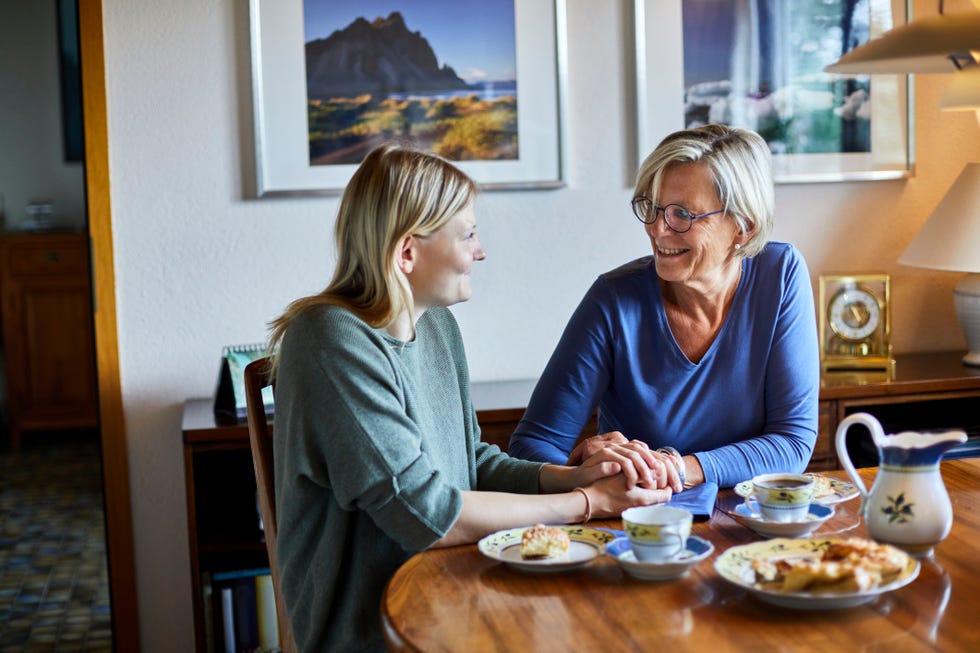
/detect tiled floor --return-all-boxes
[0,433,112,652]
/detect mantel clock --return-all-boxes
[818,274,894,372]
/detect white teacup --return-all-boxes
[744,473,815,523]
[621,505,692,562]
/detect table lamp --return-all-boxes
[898,163,980,366]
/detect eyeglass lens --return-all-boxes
[631,198,695,232]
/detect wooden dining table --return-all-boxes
[381,459,980,652]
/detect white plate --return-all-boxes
[734,473,859,506]
[714,538,919,609]
[477,526,616,572]
[729,502,835,538]
[605,536,714,580]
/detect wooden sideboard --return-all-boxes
[182,350,980,650]
[0,232,99,448]
[814,350,980,469]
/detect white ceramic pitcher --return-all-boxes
[835,412,967,557]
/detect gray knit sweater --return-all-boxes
[273,304,544,652]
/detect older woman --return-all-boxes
[268,144,669,652]
[509,124,820,490]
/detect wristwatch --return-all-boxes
[657,446,686,488]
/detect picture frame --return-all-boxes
[248,0,568,197]
[633,0,913,183]
[57,0,83,163]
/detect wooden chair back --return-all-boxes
[243,356,296,653]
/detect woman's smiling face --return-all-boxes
[645,162,740,286]
[406,202,486,311]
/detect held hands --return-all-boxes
[568,432,683,493]
[567,431,629,465]
[582,473,673,519]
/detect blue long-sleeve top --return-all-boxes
[508,241,820,488]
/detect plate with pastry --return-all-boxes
[605,535,714,580]
[477,524,616,572]
[729,502,835,539]
[714,537,919,609]
[734,473,858,506]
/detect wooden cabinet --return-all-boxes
[0,232,98,448]
[814,350,980,470]
[182,352,980,649]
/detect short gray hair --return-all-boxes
[634,124,773,258]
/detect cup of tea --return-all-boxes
[621,505,692,562]
[744,473,815,522]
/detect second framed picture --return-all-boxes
[249,0,568,196]
[634,0,913,183]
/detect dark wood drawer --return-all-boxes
[4,238,88,276]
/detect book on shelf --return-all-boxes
[233,577,259,651]
[255,573,280,649]
[221,587,235,653]
[204,567,281,653]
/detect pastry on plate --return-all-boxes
[804,473,834,499]
[520,524,570,559]
[750,538,909,593]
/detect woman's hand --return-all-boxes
[567,432,682,492]
[584,473,673,519]
[566,431,629,465]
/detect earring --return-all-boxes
[734,243,742,251]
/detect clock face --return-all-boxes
[828,287,881,341]
[818,274,892,372]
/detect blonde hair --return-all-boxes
[634,124,774,258]
[267,143,476,375]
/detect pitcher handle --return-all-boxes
[834,412,884,510]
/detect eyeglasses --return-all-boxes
[630,196,725,233]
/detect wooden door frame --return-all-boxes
[79,1,140,650]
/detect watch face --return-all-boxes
[828,287,880,341]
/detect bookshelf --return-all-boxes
[183,351,980,650]
[183,400,270,652]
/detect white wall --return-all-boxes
[100,0,980,649]
[0,1,86,230]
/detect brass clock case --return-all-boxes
[819,274,894,372]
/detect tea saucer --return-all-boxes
[604,536,714,580]
[730,501,835,538]
[734,473,859,505]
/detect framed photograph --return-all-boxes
[57,0,83,163]
[634,0,913,183]
[249,0,568,197]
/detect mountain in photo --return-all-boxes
[305,11,469,99]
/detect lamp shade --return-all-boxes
[900,163,980,366]
[942,65,980,128]
[824,12,980,74]
[942,65,980,109]
[942,65,980,126]
[899,163,980,271]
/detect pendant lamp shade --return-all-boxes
[941,65,980,126]
[824,12,980,74]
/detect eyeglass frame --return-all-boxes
[630,196,725,233]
